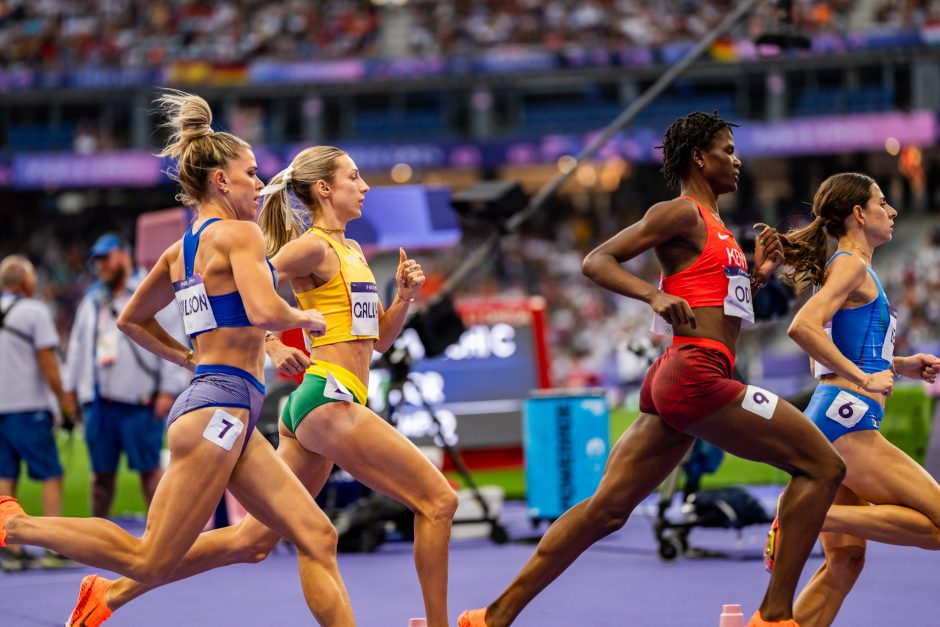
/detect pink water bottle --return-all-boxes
[408,619,427,627]
[719,604,745,627]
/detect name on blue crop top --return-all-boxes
[178,218,277,339]
[814,251,897,377]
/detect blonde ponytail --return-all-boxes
[258,146,347,256]
[258,167,304,257]
[155,89,249,207]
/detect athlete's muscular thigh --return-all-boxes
[838,432,940,524]
[684,386,838,475]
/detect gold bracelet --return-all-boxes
[182,348,195,368]
[264,332,278,342]
[398,293,416,303]
[855,374,871,391]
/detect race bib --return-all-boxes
[825,390,868,428]
[724,266,754,325]
[202,409,244,451]
[649,277,674,336]
[173,275,217,336]
[814,322,835,378]
[650,313,673,336]
[881,306,897,363]
[350,281,378,337]
[323,371,355,402]
[742,385,778,420]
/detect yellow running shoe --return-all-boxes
[0,496,25,547]
[66,574,113,627]
[763,494,782,573]
[747,610,799,626]
[457,608,489,627]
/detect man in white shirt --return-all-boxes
[63,234,191,519]
[0,254,76,569]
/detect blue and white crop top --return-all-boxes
[173,218,277,339]
[814,251,897,378]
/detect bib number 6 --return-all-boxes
[825,391,867,428]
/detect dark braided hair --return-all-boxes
[660,111,740,190]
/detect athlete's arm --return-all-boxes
[374,246,423,352]
[227,222,326,335]
[117,247,193,368]
[270,231,328,283]
[582,198,699,328]
[787,254,887,390]
[893,353,940,382]
[264,334,310,376]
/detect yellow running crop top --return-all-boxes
[294,229,380,348]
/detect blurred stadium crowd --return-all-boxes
[1,0,938,397]
[1,0,936,69]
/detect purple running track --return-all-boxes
[0,488,933,626]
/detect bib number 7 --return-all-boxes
[203,409,245,451]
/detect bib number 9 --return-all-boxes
[742,385,778,420]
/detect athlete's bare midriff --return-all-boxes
[819,373,887,407]
[668,307,742,357]
[310,338,375,385]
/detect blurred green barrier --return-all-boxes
[881,384,933,463]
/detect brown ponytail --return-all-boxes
[770,172,875,293]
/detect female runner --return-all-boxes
[773,172,940,626]
[0,91,355,626]
[458,112,846,627]
[65,145,457,627]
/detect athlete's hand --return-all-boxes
[397,247,425,302]
[649,291,696,329]
[753,225,784,282]
[265,337,311,377]
[862,369,895,396]
[301,309,328,338]
[895,354,940,382]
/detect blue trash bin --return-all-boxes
[524,390,610,521]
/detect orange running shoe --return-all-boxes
[66,574,114,627]
[747,610,799,626]
[0,496,25,547]
[457,608,489,627]
[763,494,782,573]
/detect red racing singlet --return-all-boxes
[651,195,754,335]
